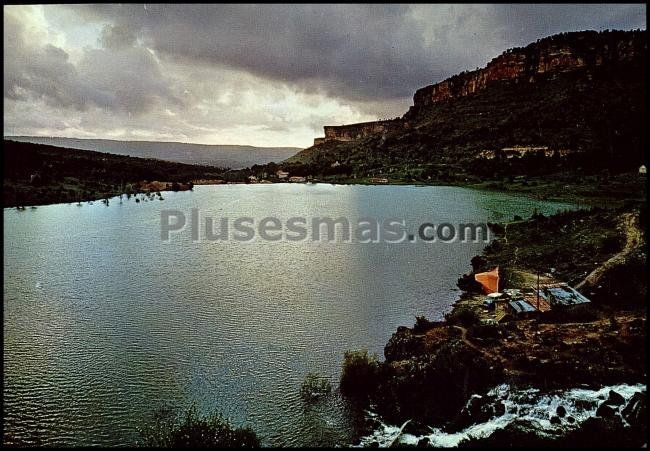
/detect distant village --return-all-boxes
[192,167,390,186]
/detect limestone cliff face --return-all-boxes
[314,30,646,146]
[410,30,646,112]
[323,119,408,142]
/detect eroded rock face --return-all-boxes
[316,30,645,146]
[375,339,503,424]
[621,391,647,427]
[410,30,646,111]
[323,119,408,143]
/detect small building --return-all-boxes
[475,267,500,294]
[369,177,389,184]
[289,176,306,183]
[507,299,538,318]
[482,298,495,310]
[537,283,591,308]
[478,150,496,160]
[331,160,341,168]
[314,137,326,146]
[502,288,522,298]
[523,292,552,312]
[639,164,647,175]
[482,292,504,311]
[192,179,225,185]
[248,175,259,183]
[276,170,289,179]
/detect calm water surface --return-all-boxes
[3,184,579,446]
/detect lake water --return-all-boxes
[3,184,579,446]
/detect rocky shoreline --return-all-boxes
[348,307,646,447]
[343,206,647,447]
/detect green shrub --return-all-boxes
[300,372,332,402]
[138,405,259,448]
[340,350,380,399]
[444,306,481,327]
[413,315,436,334]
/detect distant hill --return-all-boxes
[3,140,226,207]
[5,136,302,169]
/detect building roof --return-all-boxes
[541,285,591,306]
[509,299,538,314]
[523,294,552,312]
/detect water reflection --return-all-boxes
[3,184,579,446]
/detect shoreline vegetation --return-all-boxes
[3,139,645,210]
[3,140,224,208]
[137,405,259,448]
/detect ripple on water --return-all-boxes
[3,184,582,446]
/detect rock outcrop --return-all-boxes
[314,30,646,145]
[408,29,646,114]
[322,119,408,143]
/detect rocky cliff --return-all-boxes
[315,30,645,145]
[287,29,645,180]
[320,119,408,143]
[408,29,646,114]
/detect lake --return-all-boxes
[3,184,579,446]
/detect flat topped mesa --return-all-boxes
[311,29,645,147]
[320,119,408,143]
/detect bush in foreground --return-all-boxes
[340,349,380,400]
[300,372,332,402]
[138,405,259,448]
[413,315,436,334]
[445,306,481,328]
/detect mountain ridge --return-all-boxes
[5,136,302,169]
[284,29,646,182]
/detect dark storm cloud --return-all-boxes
[488,4,646,42]
[69,3,646,101]
[4,4,646,145]
[71,4,431,100]
[3,10,182,115]
[4,12,98,110]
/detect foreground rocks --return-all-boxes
[458,389,647,447]
[345,311,646,445]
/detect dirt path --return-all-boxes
[452,325,535,378]
[452,325,501,360]
[576,212,644,291]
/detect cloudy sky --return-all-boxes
[3,4,646,148]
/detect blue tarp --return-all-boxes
[542,286,591,306]
[509,299,537,313]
